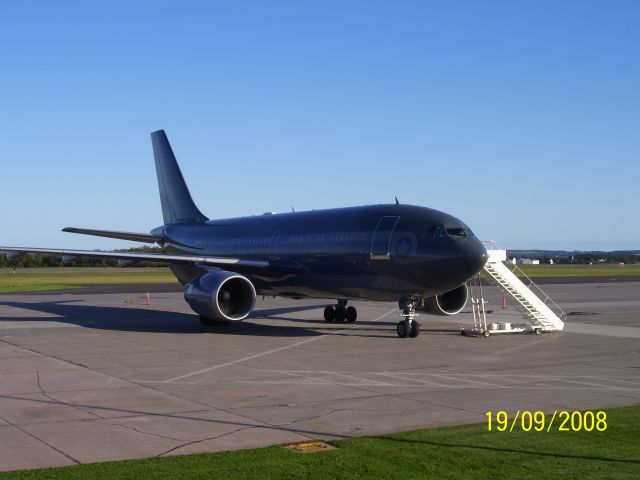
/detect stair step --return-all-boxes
[482,262,565,332]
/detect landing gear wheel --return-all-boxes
[345,306,357,322]
[460,328,467,336]
[534,328,542,335]
[323,306,335,322]
[334,307,346,322]
[482,330,490,338]
[397,320,410,338]
[409,321,420,338]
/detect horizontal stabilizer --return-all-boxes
[63,227,164,245]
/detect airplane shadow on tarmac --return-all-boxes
[0,299,327,338]
[257,304,395,326]
[0,299,459,339]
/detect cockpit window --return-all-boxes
[446,227,466,237]
[445,227,475,238]
[425,225,446,239]
[425,225,475,239]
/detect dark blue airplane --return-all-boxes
[1,131,487,338]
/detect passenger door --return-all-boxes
[370,216,400,260]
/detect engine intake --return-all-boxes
[418,284,468,316]
[184,270,256,321]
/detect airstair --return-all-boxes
[482,247,566,332]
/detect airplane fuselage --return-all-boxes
[161,204,488,302]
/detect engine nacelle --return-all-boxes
[418,284,468,316]
[184,270,256,321]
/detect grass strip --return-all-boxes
[0,268,176,293]
[516,264,640,277]
[1,405,638,479]
[1,264,639,294]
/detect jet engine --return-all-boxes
[184,270,256,321]
[418,284,468,316]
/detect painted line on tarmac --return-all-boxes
[159,308,397,384]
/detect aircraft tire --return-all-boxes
[334,306,346,322]
[346,306,357,322]
[396,320,410,338]
[324,306,335,322]
[409,321,420,338]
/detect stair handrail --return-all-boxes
[508,263,567,321]
[481,240,567,321]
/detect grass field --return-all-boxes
[1,264,639,294]
[0,268,176,293]
[1,405,637,479]
[515,264,640,277]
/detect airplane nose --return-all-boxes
[461,239,488,278]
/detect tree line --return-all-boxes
[0,247,171,268]
[507,250,640,265]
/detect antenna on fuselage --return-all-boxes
[395,196,399,205]
[292,206,295,213]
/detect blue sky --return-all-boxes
[1,0,638,251]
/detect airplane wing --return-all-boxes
[0,246,305,274]
[62,227,164,244]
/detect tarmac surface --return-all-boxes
[0,280,639,470]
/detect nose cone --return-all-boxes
[459,238,488,279]
[473,240,488,271]
[425,237,488,288]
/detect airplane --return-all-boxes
[1,130,488,338]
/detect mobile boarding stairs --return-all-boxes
[463,246,566,337]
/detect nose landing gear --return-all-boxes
[397,297,420,338]
[324,299,358,323]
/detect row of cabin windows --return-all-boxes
[192,227,474,249]
[193,232,372,249]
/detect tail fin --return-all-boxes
[151,130,208,224]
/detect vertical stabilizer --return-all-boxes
[151,130,208,224]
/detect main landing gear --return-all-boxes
[323,298,420,338]
[324,299,357,323]
[396,298,420,338]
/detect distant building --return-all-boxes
[516,258,540,265]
